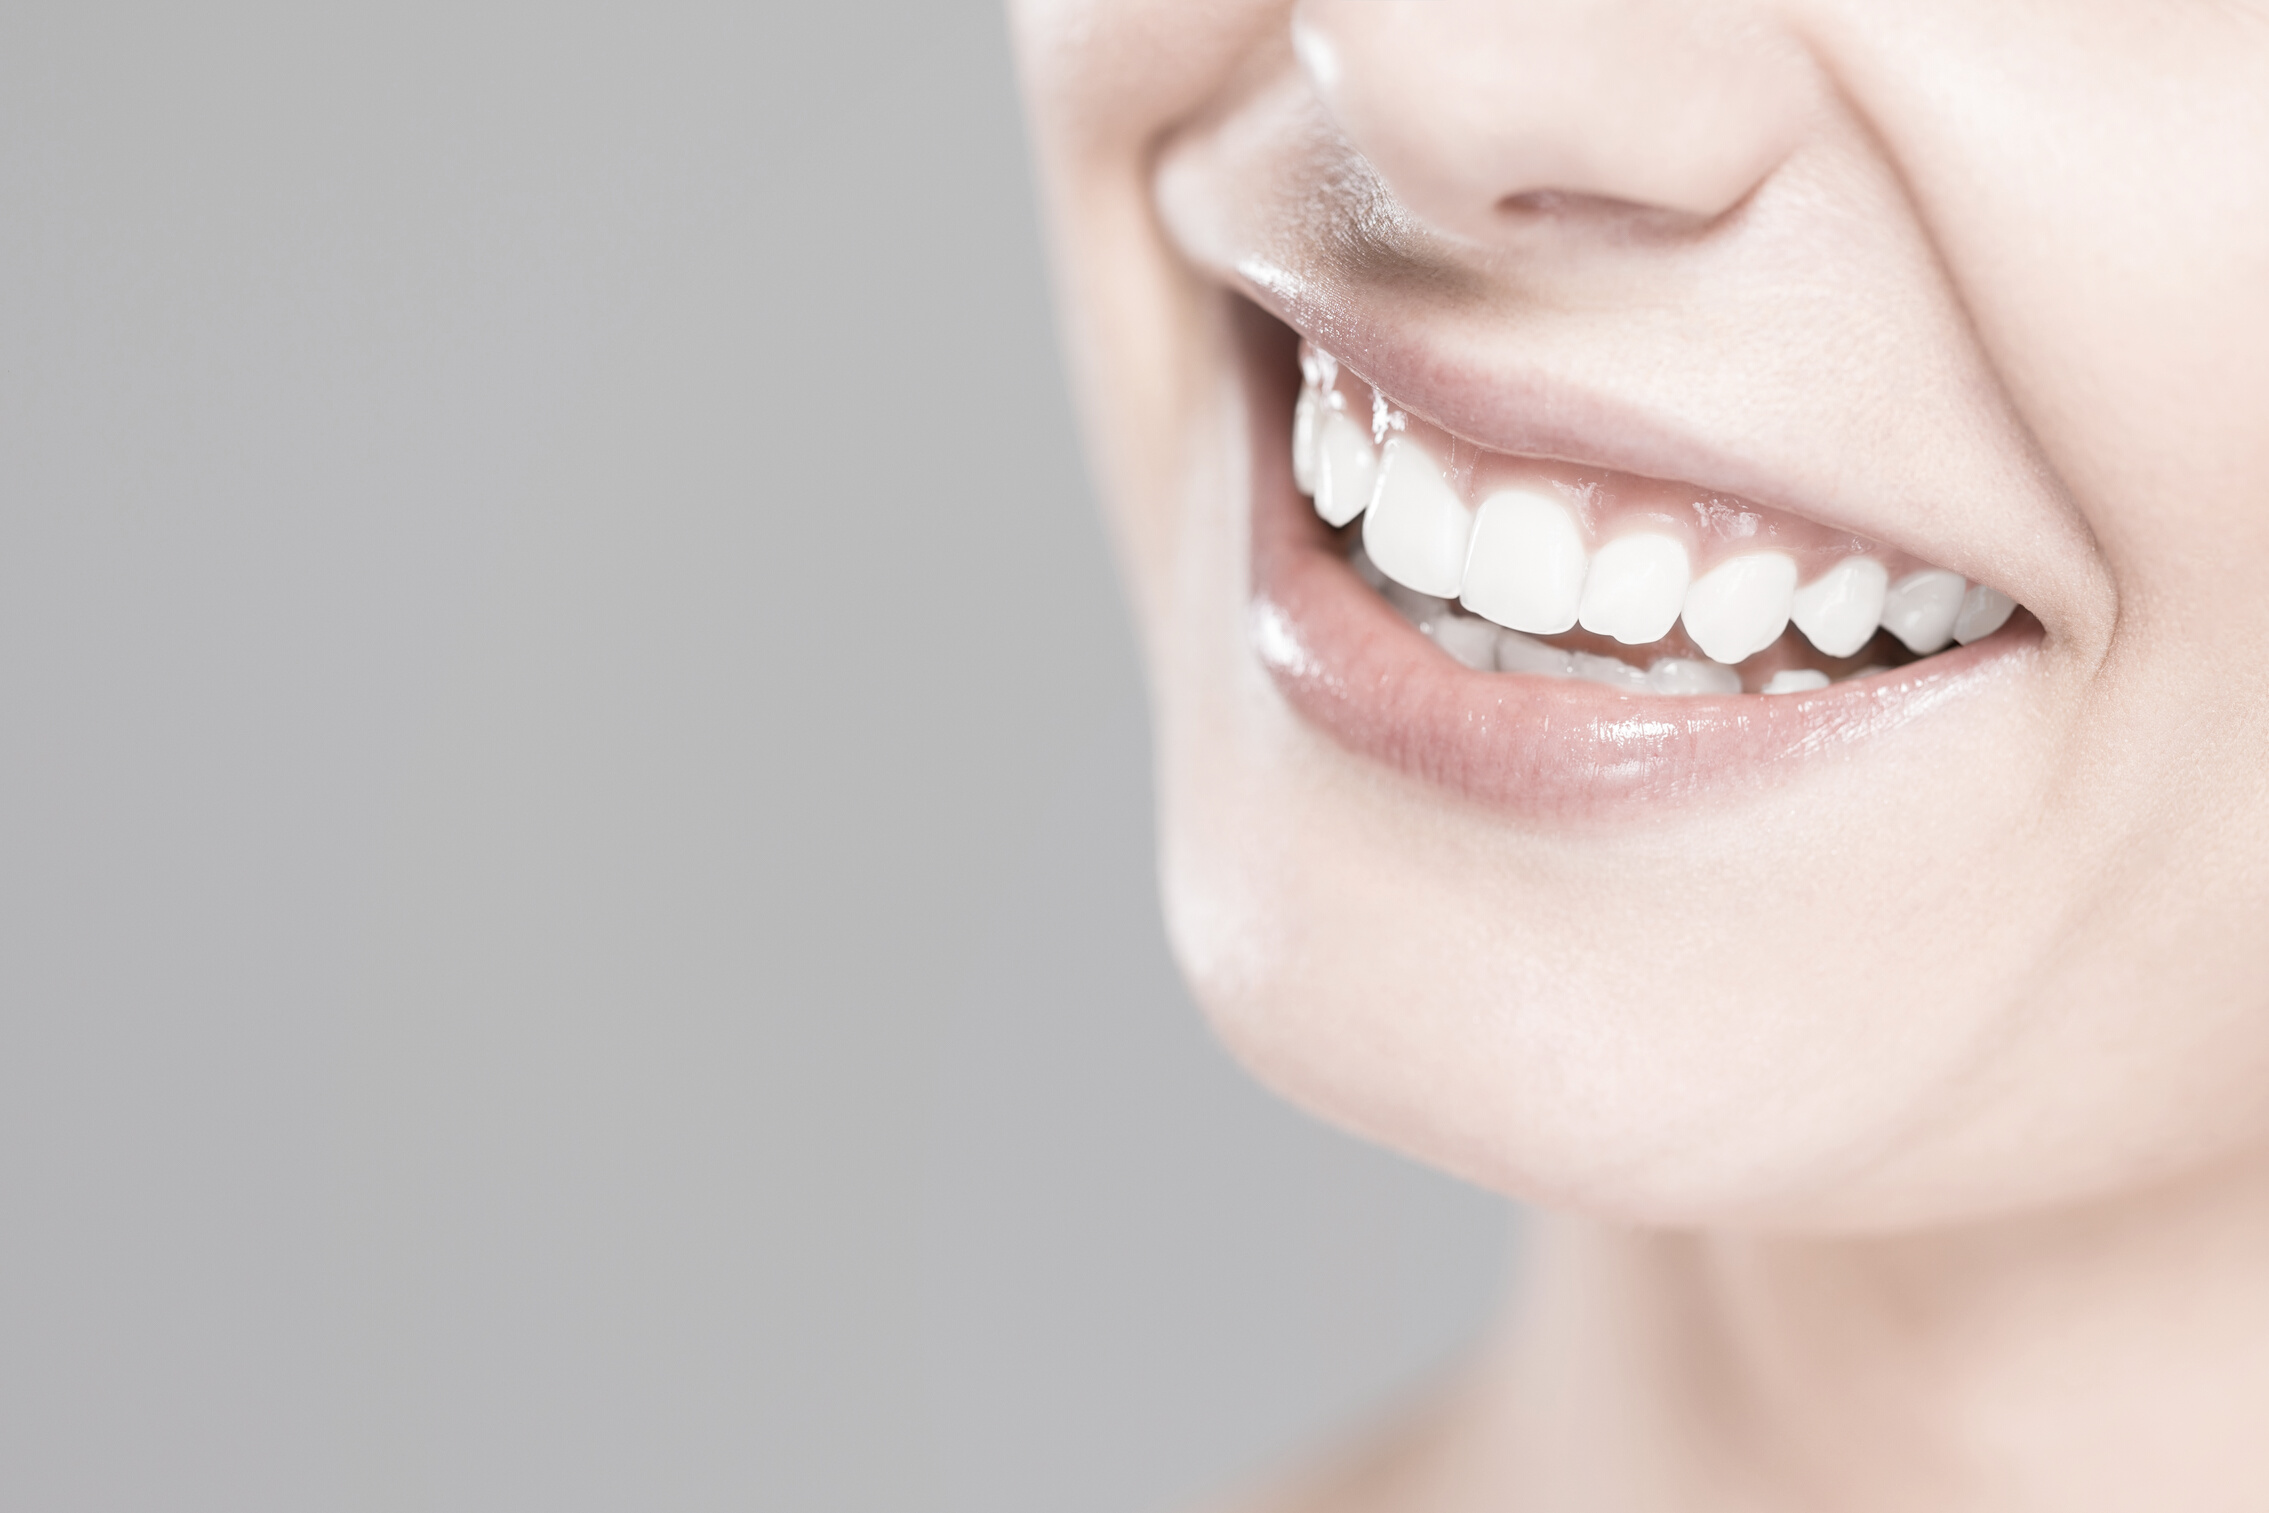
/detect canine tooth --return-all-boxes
[1762,669,1831,694]
[1459,488,1588,634]
[1881,569,1966,654]
[1496,628,1575,678]
[1790,557,1888,658]
[1647,657,1743,696]
[1952,583,2017,645]
[1427,613,1500,671]
[1578,533,1690,645]
[1313,409,1379,527]
[1569,650,1652,692]
[1679,552,1798,664]
[1363,438,1474,598]
[1292,388,1321,495]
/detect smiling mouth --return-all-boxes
[1240,303,2041,813]
[1292,338,2020,697]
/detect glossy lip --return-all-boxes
[1236,298,2042,819]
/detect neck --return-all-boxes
[1440,1158,2269,1512]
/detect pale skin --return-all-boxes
[1009,2,2269,1509]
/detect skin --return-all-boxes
[1010,2,2269,1507]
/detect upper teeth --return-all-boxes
[1291,345,2021,675]
[1577,532,1690,645]
[1790,557,1890,657]
[1461,486,1590,635]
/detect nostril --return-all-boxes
[1496,190,1578,217]
[1494,188,1707,235]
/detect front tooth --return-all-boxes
[1426,613,1499,671]
[1569,650,1651,692]
[1458,488,1588,634]
[1362,438,1474,598]
[1679,552,1798,665]
[1496,628,1575,678]
[1292,388,1321,495]
[1952,583,2017,645]
[1762,668,1831,694]
[1790,557,1889,658]
[1647,657,1743,696]
[1881,569,1966,654]
[1577,532,1690,645]
[1313,409,1379,528]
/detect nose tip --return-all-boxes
[1292,0,1821,239]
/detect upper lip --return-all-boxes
[1239,254,1924,564]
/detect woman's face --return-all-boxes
[1010,0,2269,1230]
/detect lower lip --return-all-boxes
[1235,303,2040,819]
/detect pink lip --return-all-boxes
[1241,259,1909,557]
[1236,300,2040,818]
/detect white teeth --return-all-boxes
[1362,437,1475,598]
[1313,409,1379,528]
[1952,583,2016,645]
[1881,569,1967,655]
[1311,362,2023,680]
[1577,532,1690,645]
[1495,627,1574,677]
[1494,630,1654,693]
[1647,657,1743,696]
[1790,557,1889,658]
[1569,650,1652,692]
[1425,613,1500,671]
[1679,552,1798,665]
[1458,488,1588,635]
[1291,388,1321,496]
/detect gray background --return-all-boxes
[0,4,1509,1509]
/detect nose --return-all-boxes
[1291,0,1821,239]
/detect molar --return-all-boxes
[1578,532,1690,645]
[1459,487,1588,635]
[1363,437,1474,598]
[1790,557,1889,658]
[1679,552,1798,665]
[1952,583,2017,645]
[1881,569,1966,655]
